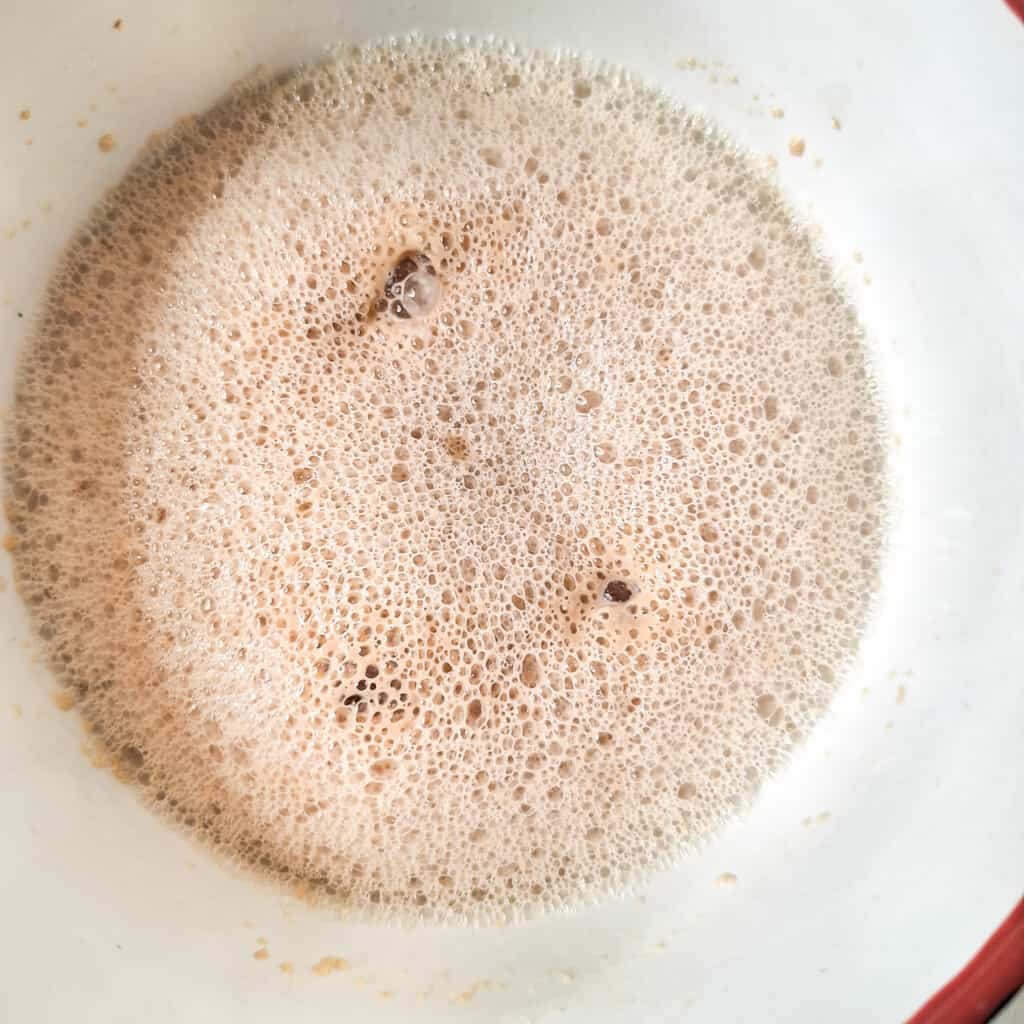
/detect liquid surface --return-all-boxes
[5,38,886,921]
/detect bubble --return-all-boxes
[520,654,541,687]
[382,251,441,320]
[603,580,633,603]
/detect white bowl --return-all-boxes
[2,2,1022,1020]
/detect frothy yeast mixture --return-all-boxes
[5,38,886,921]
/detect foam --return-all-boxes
[4,37,886,922]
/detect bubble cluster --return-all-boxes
[379,251,441,320]
[3,37,886,922]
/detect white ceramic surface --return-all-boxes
[2,2,1022,1021]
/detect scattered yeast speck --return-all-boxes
[279,961,295,974]
[11,703,23,719]
[113,18,124,30]
[788,136,806,157]
[2,533,16,552]
[769,107,785,119]
[312,956,350,976]
[52,690,76,712]
[253,948,270,961]
[831,116,842,131]
[97,133,116,153]
[896,685,907,704]
[19,108,31,121]
[451,980,501,1004]
[715,872,738,887]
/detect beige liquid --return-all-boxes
[4,38,886,922]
